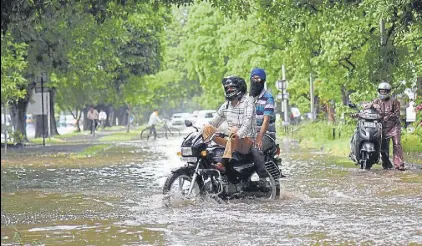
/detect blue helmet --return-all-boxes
[250,68,266,82]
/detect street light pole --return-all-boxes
[276,65,289,130]
[41,75,45,146]
[282,65,289,126]
[3,101,8,153]
[310,73,314,121]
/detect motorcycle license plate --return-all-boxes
[181,157,197,162]
[364,122,376,128]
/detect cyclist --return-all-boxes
[147,109,162,140]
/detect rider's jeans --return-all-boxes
[202,125,253,159]
[149,124,157,139]
[251,135,274,178]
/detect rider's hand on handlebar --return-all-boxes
[227,127,239,139]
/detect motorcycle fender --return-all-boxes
[274,157,282,166]
[171,166,195,175]
[361,142,376,152]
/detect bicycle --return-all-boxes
[140,120,181,140]
[91,119,97,137]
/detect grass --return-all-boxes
[76,144,112,157]
[28,131,85,144]
[55,131,82,138]
[98,131,141,142]
[284,121,422,165]
[402,132,422,152]
[29,137,66,144]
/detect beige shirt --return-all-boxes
[87,109,99,120]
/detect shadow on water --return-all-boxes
[2,136,422,245]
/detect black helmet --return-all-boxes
[221,76,247,101]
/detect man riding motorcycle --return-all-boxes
[201,76,258,174]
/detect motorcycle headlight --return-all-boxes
[181,147,193,156]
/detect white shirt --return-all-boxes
[406,101,416,122]
[291,107,301,117]
[99,111,107,120]
[148,112,162,126]
[210,95,256,139]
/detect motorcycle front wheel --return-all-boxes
[162,167,203,206]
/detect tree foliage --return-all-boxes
[1,32,28,104]
[1,0,420,135]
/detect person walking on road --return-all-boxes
[87,106,99,135]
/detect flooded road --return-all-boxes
[2,137,422,245]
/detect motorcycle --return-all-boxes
[348,103,383,170]
[162,120,282,204]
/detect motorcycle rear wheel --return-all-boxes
[244,172,279,200]
[259,173,279,199]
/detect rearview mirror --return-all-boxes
[185,120,193,127]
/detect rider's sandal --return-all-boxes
[396,166,405,171]
[215,162,226,173]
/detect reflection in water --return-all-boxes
[2,137,422,245]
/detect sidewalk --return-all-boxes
[1,127,140,156]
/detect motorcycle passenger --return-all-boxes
[249,68,279,178]
[370,82,405,170]
[202,76,256,172]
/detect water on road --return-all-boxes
[1,137,421,245]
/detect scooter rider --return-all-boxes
[370,81,405,170]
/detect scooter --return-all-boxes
[348,103,383,170]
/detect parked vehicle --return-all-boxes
[170,113,192,128]
[194,110,216,128]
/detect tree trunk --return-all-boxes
[9,97,29,142]
[126,104,131,133]
[34,115,48,138]
[68,106,82,132]
[76,109,82,132]
[341,86,354,105]
[327,102,335,123]
[49,88,59,136]
[82,108,89,131]
[34,89,59,137]
[314,96,320,119]
[107,105,115,126]
[117,106,129,126]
